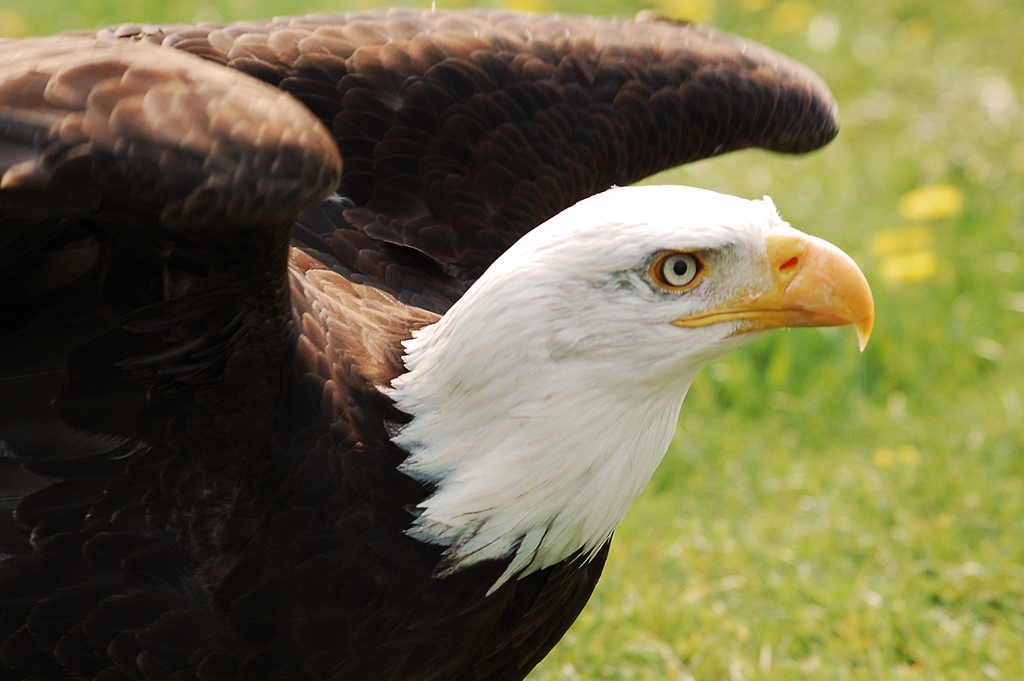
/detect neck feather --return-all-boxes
[386,305,700,592]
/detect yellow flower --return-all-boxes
[871,226,937,283]
[871,447,894,468]
[898,184,965,221]
[897,445,921,466]
[769,1,815,33]
[870,226,933,257]
[871,445,921,468]
[502,0,545,12]
[879,251,938,284]
[501,0,548,11]
[656,0,715,22]
[0,8,29,38]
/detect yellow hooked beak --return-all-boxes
[673,226,874,350]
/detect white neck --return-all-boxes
[386,274,711,592]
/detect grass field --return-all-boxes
[3,0,1021,678]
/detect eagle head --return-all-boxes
[387,185,873,591]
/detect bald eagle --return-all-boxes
[0,10,872,681]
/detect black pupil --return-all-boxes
[672,258,689,277]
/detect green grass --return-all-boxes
[3,0,1022,678]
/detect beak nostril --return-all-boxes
[779,256,800,271]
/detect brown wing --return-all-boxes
[0,35,351,680]
[98,8,839,310]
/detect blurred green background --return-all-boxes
[3,0,1021,678]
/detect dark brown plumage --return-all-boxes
[0,9,838,680]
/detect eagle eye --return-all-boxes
[650,252,702,291]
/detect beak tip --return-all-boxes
[854,314,874,352]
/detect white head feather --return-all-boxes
[387,184,790,591]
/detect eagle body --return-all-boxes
[0,10,871,681]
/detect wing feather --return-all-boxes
[97,9,839,308]
[0,35,346,680]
